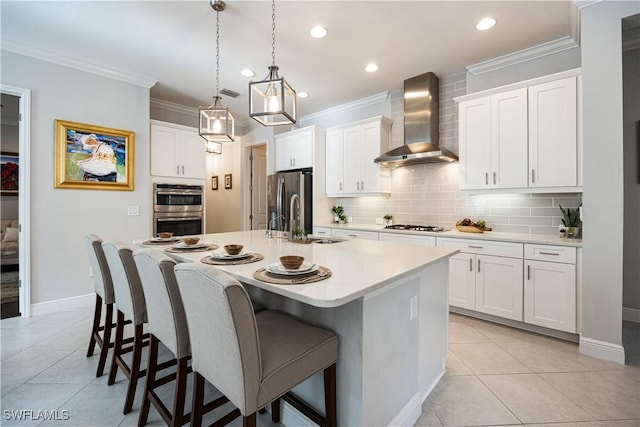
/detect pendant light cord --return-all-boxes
[271,0,276,66]
[216,9,220,96]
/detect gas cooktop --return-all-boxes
[383,224,447,232]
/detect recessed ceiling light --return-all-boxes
[365,63,379,73]
[476,17,496,31]
[310,25,328,39]
[298,92,309,98]
[240,68,255,77]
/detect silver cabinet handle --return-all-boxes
[527,265,531,280]
[356,181,360,191]
[317,231,327,235]
[181,165,184,175]
[339,182,342,191]
[493,172,496,185]
[348,234,358,238]
[531,169,536,183]
[468,245,484,249]
[469,258,473,271]
[176,165,180,175]
[485,172,489,185]
[293,158,296,166]
[539,251,559,256]
[360,180,364,191]
[477,259,481,273]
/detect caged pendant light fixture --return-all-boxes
[199,0,234,150]
[248,0,296,126]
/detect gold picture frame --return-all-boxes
[54,119,134,190]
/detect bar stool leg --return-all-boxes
[138,334,158,426]
[96,303,113,377]
[86,294,102,357]
[191,372,205,427]
[271,399,280,423]
[123,323,144,414]
[108,310,125,386]
[324,364,337,427]
[171,357,188,427]
[243,413,256,427]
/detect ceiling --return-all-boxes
[1,1,576,126]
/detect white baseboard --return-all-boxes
[388,392,422,427]
[422,367,446,403]
[623,307,640,323]
[30,293,94,317]
[579,336,626,365]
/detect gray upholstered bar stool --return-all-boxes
[174,262,338,427]
[102,240,153,415]
[133,249,229,427]
[83,234,119,377]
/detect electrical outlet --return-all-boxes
[89,266,94,277]
[127,205,140,216]
[375,218,384,225]
[410,295,418,320]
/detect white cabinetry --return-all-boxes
[325,116,391,197]
[528,76,578,188]
[438,238,524,321]
[378,233,436,246]
[524,244,576,333]
[458,88,528,190]
[275,127,314,171]
[456,70,580,192]
[313,226,332,237]
[331,229,379,241]
[151,121,205,179]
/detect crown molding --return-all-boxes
[298,91,390,127]
[1,39,157,89]
[572,0,602,10]
[466,36,579,76]
[150,98,198,116]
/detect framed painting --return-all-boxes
[1,152,19,195]
[224,173,232,189]
[211,175,219,191]
[54,119,134,190]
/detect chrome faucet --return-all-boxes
[289,194,301,239]
[266,214,285,238]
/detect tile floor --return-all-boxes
[1,308,638,427]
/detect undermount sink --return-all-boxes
[308,237,346,244]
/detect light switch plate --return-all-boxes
[410,296,418,320]
[127,205,140,216]
[375,218,384,225]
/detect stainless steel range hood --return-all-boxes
[375,72,458,167]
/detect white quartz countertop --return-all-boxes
[317,223,583,247]
[134,230,458,308]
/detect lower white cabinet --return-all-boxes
[313,227,332,237]
[439,238,524,321]
[378,233,436,246]
[331,229,379,241]
[524,244,576,333]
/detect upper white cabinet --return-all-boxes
[151,121,205,179]
[275,127,314,171]
[458,88,528,190]
[456,70,580,192]
[325,116,392,197]
[528,76,578,188]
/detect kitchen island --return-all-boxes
[136,230,458,426]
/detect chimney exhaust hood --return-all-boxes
[374,72,458,167]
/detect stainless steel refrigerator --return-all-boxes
[267,168,313,234]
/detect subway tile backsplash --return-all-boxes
[333,71,582,236]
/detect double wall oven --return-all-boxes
[153,183,203,236]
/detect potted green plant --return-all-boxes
[559,203,582,239]
[331,205,346,223]
[383,214,393,226]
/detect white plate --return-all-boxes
[210,250,252,260]
[151,237,178,243]
[174,242,208,249]
[265,262,318,276]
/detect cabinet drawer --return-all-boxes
[379,233,436,246]
[524,244,576,264]
[313,227,332,236]
[331,229,379,241]
[437,237,523,258]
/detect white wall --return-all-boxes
[205,138,243,232]
[580,1,640,360]
[1,51,152,304]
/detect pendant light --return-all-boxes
[249,0,296,126]
[199,0,234,147]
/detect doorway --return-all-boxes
[249,144,267,230]
[1,85,31,318]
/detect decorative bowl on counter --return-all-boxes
[224,244,244,255]
[280,255,304,270]
[182,237,200,246]
[456,225,484,233]
[158,232,173,239]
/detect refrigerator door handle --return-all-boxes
[276,178,285,229]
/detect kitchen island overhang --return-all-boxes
[135,230,458,426]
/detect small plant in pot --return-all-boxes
[383,214,393,226]
[559,203,582,239]
[331,205,346,223]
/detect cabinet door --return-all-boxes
[325,129,344,194]
[151,125,180,177]
[448,253,476,310]
[524,260,576,332]
[475,255,523,321]
[291,131,313,169]
[342,126,362,193]
[331,229,378,240]
[491,89,528,189]
[275,134,295,171]
[458,97,491,190]
[181,131,206,178]
[359,121,382,193]
[528,76,577,188]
